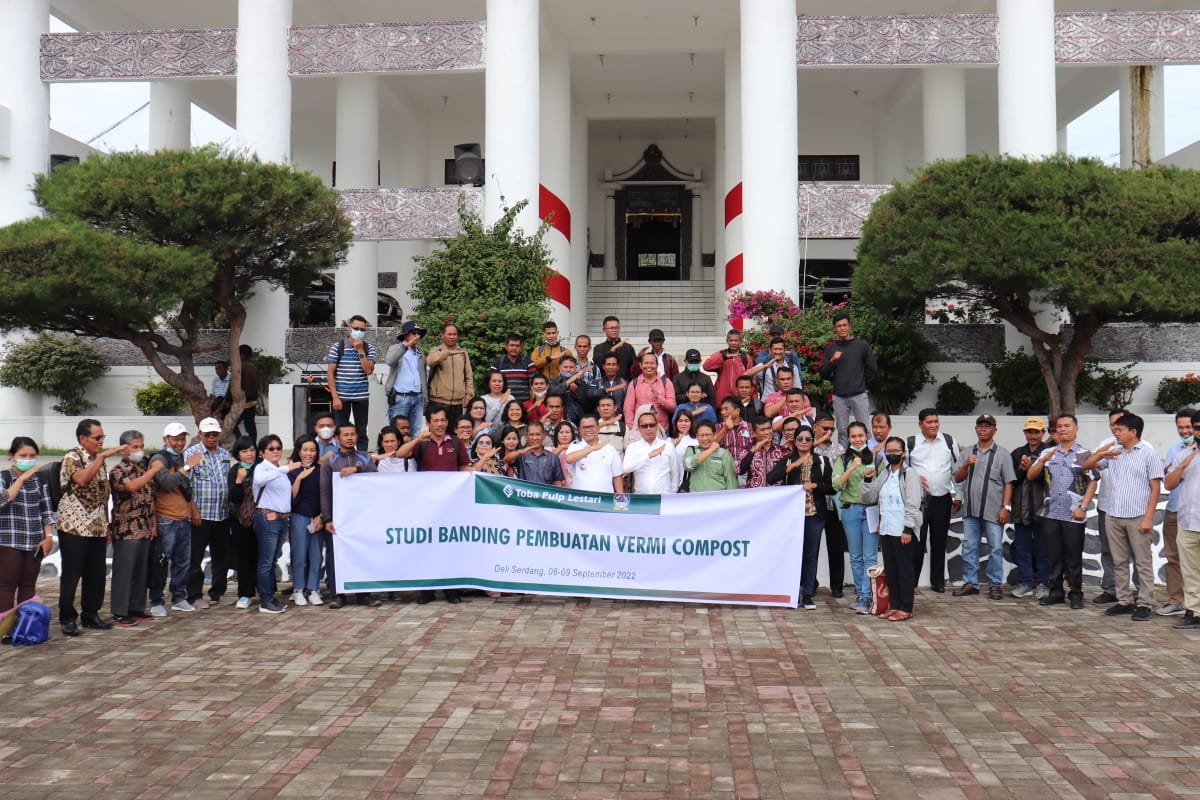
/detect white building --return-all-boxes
[4,1,1200,357]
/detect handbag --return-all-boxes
[236,482,266,528]
[678,447,694,493]
[868,564,891,617]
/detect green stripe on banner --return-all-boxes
[474,474,661,515]
[343,577,788,604]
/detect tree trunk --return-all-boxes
[222,302,248,449]
[997,306,1104,420]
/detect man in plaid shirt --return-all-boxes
[183,417,232,607]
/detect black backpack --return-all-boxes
[35,461,64,512]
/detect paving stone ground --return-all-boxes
[3,580,1200,800]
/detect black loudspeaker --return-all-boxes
[453,143,483,186]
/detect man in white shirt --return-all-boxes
[622,411,680,495]
[906,409,961,593]
[565,414,625,494]
[1086,408,1130,605]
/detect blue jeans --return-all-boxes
[387,392,424,436]
[1011,522,1046,587]
[290,514,324,592]
[962,516,1005,588]
[842,504,877,603]
[156,517,192,604]
[253,512,288,603]
[800,514,825,599]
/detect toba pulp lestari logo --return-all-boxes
[503,484,515,498]
[475,474,660,515]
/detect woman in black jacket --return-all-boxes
[226,436,260,610]
[768,419,835,610]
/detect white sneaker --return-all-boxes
[193,597,211,610]
[150,604,168,617]
[1156,602,1187,616]
[235,596,252,610]
[307,591,324,606]
[171,600,196,613]
[292,590,308,607]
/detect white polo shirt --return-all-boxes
[566,440,623,494]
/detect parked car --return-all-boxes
[293,274,403,328]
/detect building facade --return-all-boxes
[4,1,1200,357]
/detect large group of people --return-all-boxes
[2,312,1198,638]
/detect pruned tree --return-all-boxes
[0,147,352,433]
[855,154,1200,416]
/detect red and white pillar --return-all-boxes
[540,41,573,330]
[720,41,743,332]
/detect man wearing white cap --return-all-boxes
[183,418,233,608]
[149,423,204,613]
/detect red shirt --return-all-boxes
[414,436,469,472]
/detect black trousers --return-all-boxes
[237,405,258,442]
[231,520,259,598]
[882,535,917,613]
[913,493,952,590]
[1042,517,1086,601]
[188,517,231,602]
[58,532,108,623]
[822,508,847,591]
[335,398,370,451]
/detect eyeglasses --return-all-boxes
[201,431,220,436]
[264,446,282,452]
[89,435,106,441]
[639,423,658,429]
[795,436,813,442]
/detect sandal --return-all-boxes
[887,611,912,622]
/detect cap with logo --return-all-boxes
[685,349,701,363]
[1022,416,1046,432]
[400,320,426,338]
[198,417,222,433]
[975,414,997,427]
[163,422,189,437]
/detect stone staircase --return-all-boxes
[585,279,727,358]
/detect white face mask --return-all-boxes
[317,427,334,440]
[129,450,145,463]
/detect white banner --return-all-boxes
[332,472,804,607]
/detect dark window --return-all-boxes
[798,155,860,182]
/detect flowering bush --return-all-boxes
[1155,373,1200,414]
[727,288,934,414]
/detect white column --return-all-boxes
[921,67,966,163]
[719,40,741,332]
[1057,126,1069,154]
[0,0,49,225]
[236,0,292,359]
[739,0,799,301]
[603,194,617,281]
[997,0,1056,158]
[485,0,539,234]
[540,43,572,328]
[149,81,191,151]
[335,74,380,327]
[568,105,589,336]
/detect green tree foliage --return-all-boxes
[0,147,351,432]
[133,381,187,416]
[410,201,551,389]
[0,333,108,415]
[855,154,1200,416]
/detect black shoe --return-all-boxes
[952,584,979,597]
[1104,603,1135,617]
[1040,595,1065,606]
[1132,606,1152,622]
[446,595,461,604]
[417,591,434,605]
[112,615,138,628]
[61,620,80,636]
[930,586,946,594]
[1069,596,1084,609]
[1093,591,1119,605]
[1174,614,1200,629]
[988,586,1004,601]
[128,610,153,620]
[328,596,345,609]
[81,615,113,630]
[830,589,844,599]
[365,597,382,608]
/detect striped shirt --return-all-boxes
[1095,439,1164,518]
[492,355,537,402]
[325,338,379,400]
[1170,445,1200,530]
[182,443,232,521]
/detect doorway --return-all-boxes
[615,185,692,280]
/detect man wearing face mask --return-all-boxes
[551,355,600,423]
[325,315,378,450]
[672,349,715,406]
[313,414,338,462]
[148,423,204,615]
[108,431,166,627]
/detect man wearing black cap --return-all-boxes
[952,415,1016,600]
[634,329,679,382]
[673,349,715,406]
[384,320,428,436]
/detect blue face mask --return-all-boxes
[14,459,36,472]
[163,446,178,456]
[1184,435,1196,445]
[350,329,366,341]
[686,364,700,372]
[239,460,255,469]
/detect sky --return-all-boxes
[46,17,1200,167]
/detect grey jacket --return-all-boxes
[384,342,428,403]
[860,464,923,535]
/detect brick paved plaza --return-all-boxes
[3,582,1200,800]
